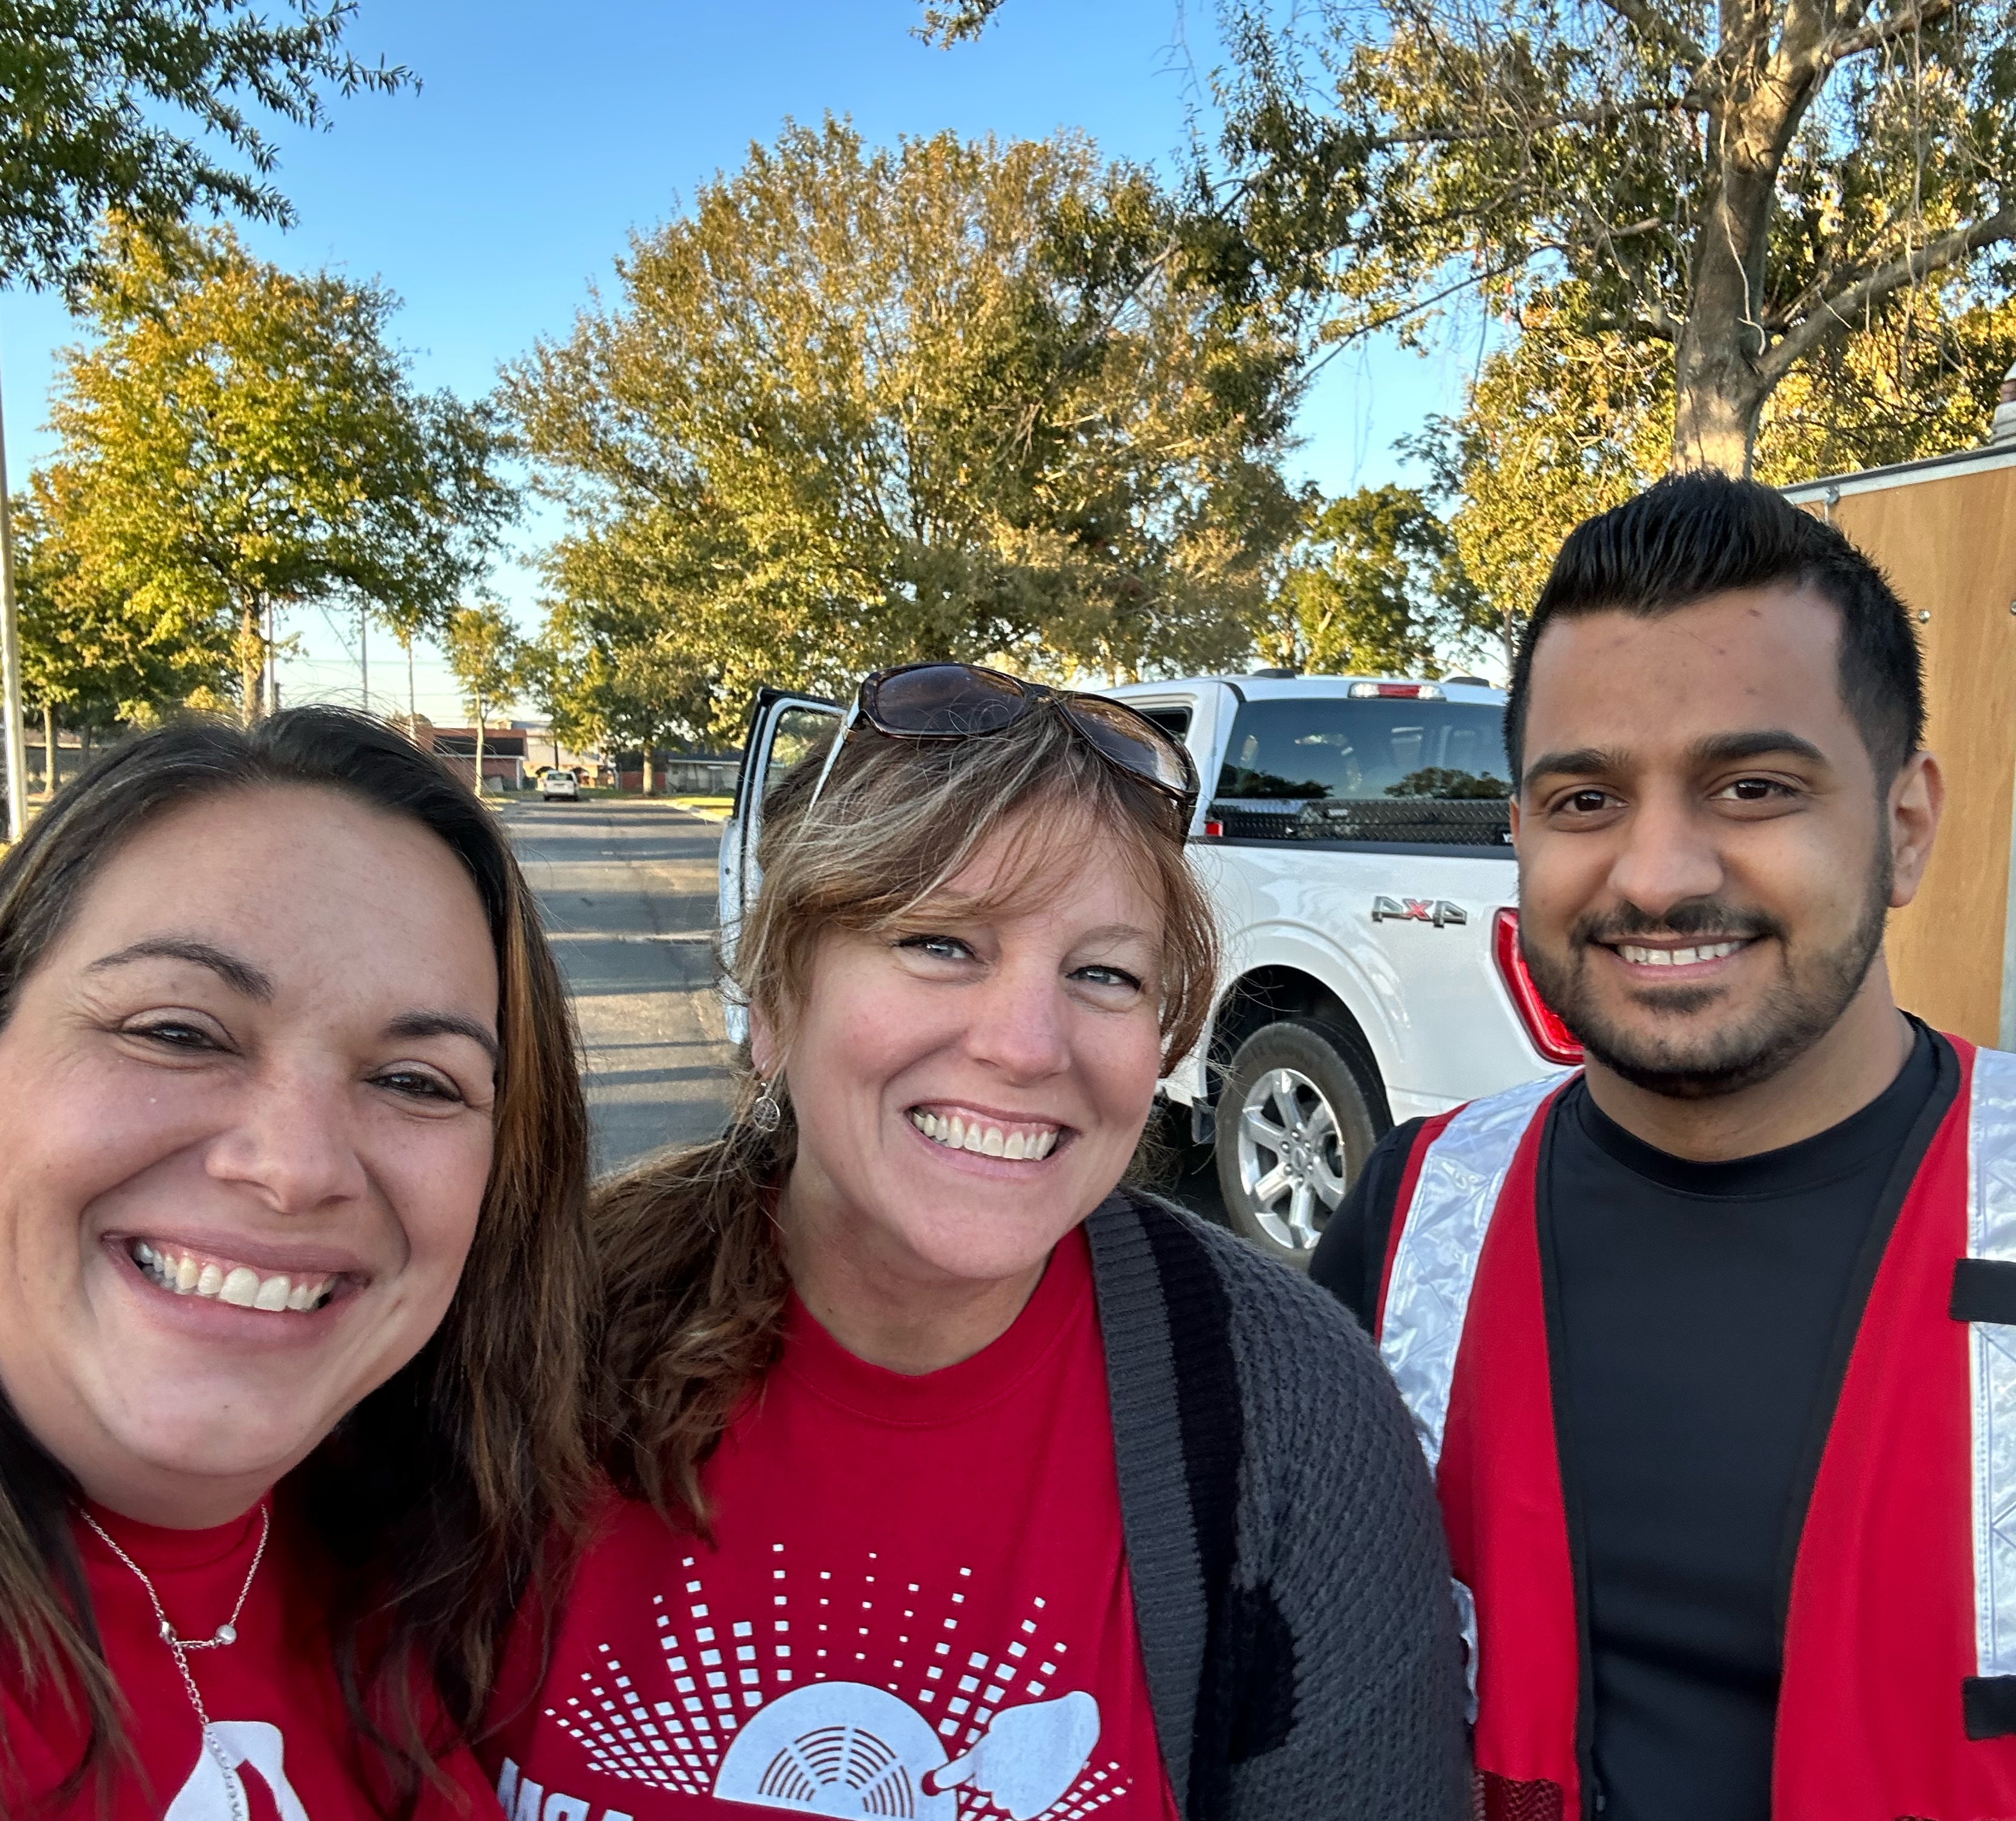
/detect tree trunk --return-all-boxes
[1672,111,1789,476]
[1672,337,1766,475]
[475,706,486,794]
[239,600,264,724]
[80,725,91,762]
[42,700,54,795]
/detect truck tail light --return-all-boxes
[1492,908,1583,1065]
[1347,680,1445,700]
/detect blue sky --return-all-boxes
[0,0,1475,727]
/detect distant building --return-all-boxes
[612,751,740,794]
[415,724,527,793]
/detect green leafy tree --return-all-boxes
[1239,0,2016,474]
[512,118,1304,737]
[1409,280,2016,661]
[45,223,515,721]
[0,0,411,834]
[444,602,525,781]
[529,581,720,795]
[11,472,224,767]
[0,0,409,297]
[1259,485,1482,677]
[939,0,2016,476]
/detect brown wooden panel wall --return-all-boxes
[1818,471,2016,1046]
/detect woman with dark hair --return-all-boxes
[0,707,592,1817]
[488,666,1467,1819]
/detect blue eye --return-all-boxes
[1074,965,1142,990]
[897,935,973,961]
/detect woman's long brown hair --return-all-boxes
[0,707,594,1813]
[595,703,1219,1530]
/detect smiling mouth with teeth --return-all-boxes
[128,1240,337,1313]
[908,1109,1061,1161]
[1612,940,1752,968]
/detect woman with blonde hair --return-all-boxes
[0,707,592,1819]
[489,665,1465,1818]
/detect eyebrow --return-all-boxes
[1076,922,1161,949]
[1522,729,1832,791]
[1521,747,1617,791]
[1688,729,1830,769]
[385,1011,500,1066]
[87,938,275,1001]
[86,941,499,1063]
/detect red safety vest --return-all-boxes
[1374,1036,2016,1821]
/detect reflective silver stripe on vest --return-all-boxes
[1380,1072,1560,1478]
[1968,1046,2016,1678]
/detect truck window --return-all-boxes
[764,706,838,796]
[1212,696,1512,846]
[1133,704,1192,741]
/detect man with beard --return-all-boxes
[1311,471,2016,1821]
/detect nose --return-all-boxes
[961,962,1073,1083]
[203,1062,370,1216]
[1604,784,1728,923]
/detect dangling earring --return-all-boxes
[748,1074,783,1134]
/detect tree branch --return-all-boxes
[1370,94,1681,150]
[912,0,1006,47]
[1593,0,1707,69]
[1311,256,1526,358]
[1759,205,2016,382]
[1586,307,1681,341]
[1826,0,1955,62]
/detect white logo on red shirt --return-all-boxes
[712,1681,1099,1818]
[165,1721,312,1821]
[535,1547,1128,1819]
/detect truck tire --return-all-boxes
[1214,1017,1382,1266]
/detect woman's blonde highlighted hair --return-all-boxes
[595,703,1220,1524]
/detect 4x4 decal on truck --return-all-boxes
[1371,895,1469,928]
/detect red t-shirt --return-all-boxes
[2,1501,499,1821]
[486,1226,1180,1821]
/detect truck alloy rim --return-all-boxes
[1235,1066,1348,1251]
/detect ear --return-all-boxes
[749,1005,781,1080]
[1508,794,1523,852]
[1885,749,1944,909]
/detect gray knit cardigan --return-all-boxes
[1084,1189,1468,1820]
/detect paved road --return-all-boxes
[503,798,737,1175]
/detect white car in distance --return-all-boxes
[719,674,1577,1266]
[538,767,581,802]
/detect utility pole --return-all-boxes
[0,356,27,843]
[265,599,279,715]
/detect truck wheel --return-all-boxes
[1215,1018,1381,1265]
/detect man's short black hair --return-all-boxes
[1504,471,1925,784]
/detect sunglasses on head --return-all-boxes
[804,662,1200,823]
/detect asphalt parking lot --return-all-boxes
[503,796,736,1174]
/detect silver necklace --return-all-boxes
[79,1503,271,1821]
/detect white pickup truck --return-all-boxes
[719,671,1577,1265]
